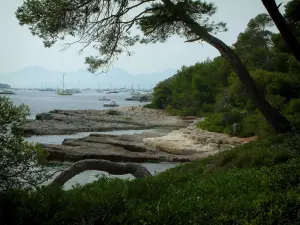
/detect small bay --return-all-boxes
[8,90,179,188]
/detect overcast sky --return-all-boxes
[0,0,288,74]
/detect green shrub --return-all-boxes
[266,94,287,110]
[240,112,274,138]
[198,110,276,138]
[220,111,243,126]
[0,135,300,225]
[198,113,225,133]
[2,135,300,225]
[198,111,246,136]
[106,109,122,115]
[286,98,300,114]
[143,103,155,109]
[0,97,48,191]
[286,113,300,131]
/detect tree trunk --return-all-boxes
[50,159,152,187]
[203,33,292,133]
[161,0,292,133]
[261,0,300,62]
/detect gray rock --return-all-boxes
[42,132,192,163]
[21,107,190,136]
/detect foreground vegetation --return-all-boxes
[0,97,48,191]
[1,134,300,225]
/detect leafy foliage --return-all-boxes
[16,0,295,133]
[150,57,230,116]
[0,97,48,191]
[1,134,300,224]
[16,0,227,72]
[284,0,300,36]
[148,10,300,137]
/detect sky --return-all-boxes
[0,0,289,75]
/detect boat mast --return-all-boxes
[62,73,65,91]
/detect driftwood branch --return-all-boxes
[50,159,152,187]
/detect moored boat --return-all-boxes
[57,73,73,96]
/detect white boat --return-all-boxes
[103,101,119,107]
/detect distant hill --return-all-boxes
[0,83,11,89]
[0,66,176,89]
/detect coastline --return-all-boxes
[21,106,190,137]
[23,106,252,164]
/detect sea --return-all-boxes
[2,89,179,189]
[8,89,146,119]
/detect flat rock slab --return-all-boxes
[22,107,189,136]
[35,114,256,163]
[143,119,254,156]
[42,132,193,163]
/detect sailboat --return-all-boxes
[96,84,103,93]
[57,73,72,95]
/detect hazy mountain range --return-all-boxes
[0,66,177,89]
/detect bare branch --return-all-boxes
[277,2,283,9]
[50,159,152,187]
[185,37,202,42]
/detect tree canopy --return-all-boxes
[16,0,227,72]
[148,11,300,137]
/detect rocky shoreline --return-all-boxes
[24,107,254,163]
[42,132,192,163]
[22,106,190,136]
[143,119,254,158]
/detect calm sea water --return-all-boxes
[2,90,179,187]
[6,90,146,119]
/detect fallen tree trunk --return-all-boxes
[50,159,152,187]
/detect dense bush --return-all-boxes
[150,60,300,137]
[198,111,244,135]
[0,97,48,191]
[1,134,300,225]
[148,11,300,137]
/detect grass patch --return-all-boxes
[1,134,300,225]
